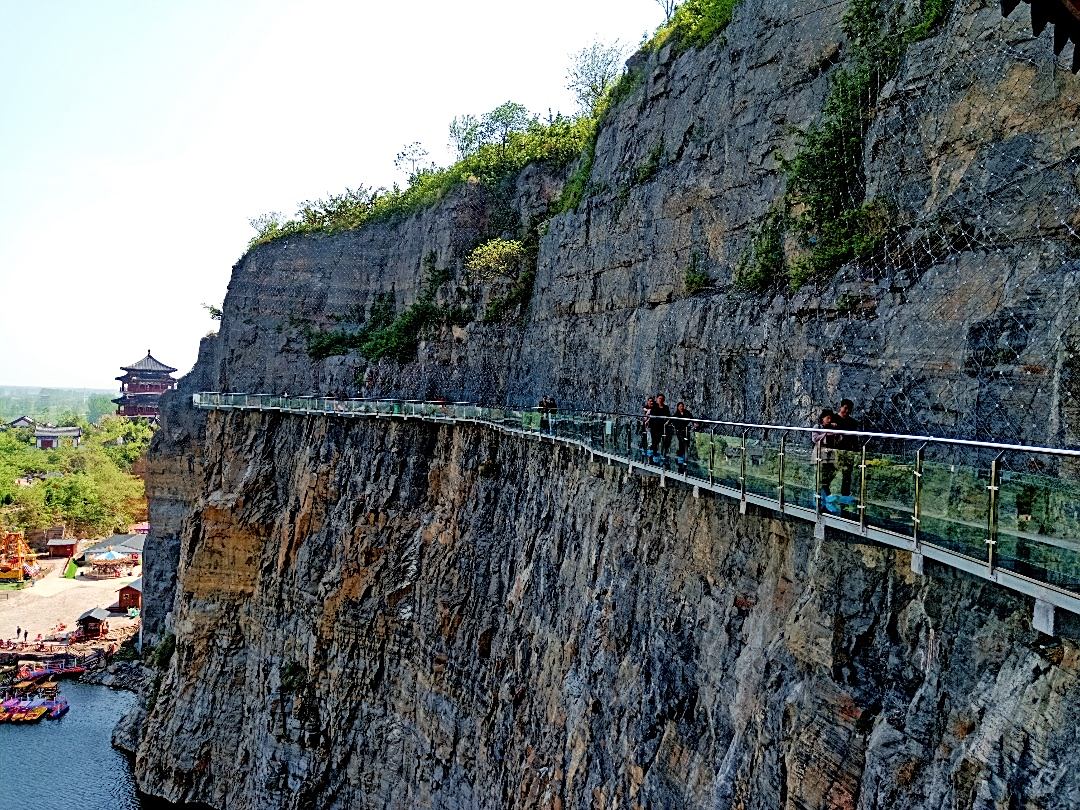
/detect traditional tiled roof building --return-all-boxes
[34,425,81,449]
[113,350,177,419]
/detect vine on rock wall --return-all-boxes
[744,0,953,292]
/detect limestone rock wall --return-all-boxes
[203,0,1079,445]
[130,412,1080,809]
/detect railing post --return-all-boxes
[912,443,926,546]
[858,440,869,531]
[987,450,1004,576]
[777,432,786,508]
[739,430,748,501]
[708,427,715,486]
[814,436,822,517]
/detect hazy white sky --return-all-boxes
[0,0,662,388]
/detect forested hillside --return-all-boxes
[0,417,151,537]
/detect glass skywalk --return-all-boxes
[192,393,1080,632]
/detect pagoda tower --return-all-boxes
[114,350,177,420]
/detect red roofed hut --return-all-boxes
[118,577,142,611]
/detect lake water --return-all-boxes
[0,682,182,809]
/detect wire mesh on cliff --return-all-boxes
[723,0,1080,449]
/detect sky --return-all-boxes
[0,0,663,389]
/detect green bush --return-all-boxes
[554,132,598,214]
[782,0,906,288]
[905,0,954,42]
[735,211,786,291]
[787,200,894,289]
[684,252,710,294]
[151,633,175,670]
[483,270,536,323]
[670,0,740,49]
[358,259,466,362]
[465,239,526,280]
[632,142,665,186]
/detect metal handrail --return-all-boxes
[190,391,1080,628]
[191,392,1079,457]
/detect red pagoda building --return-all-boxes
[114,350,177,419]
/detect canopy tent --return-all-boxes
[89,549,130,577]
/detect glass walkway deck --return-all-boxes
[192,392,1080,634]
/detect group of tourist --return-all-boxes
[640,394,697,472]
[532,392,865,500]
[812,398,862,513]
[537,395,558,434]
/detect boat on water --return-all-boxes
[0,697,26,722]
[9,698,47,722]
[17,664,86,680]
[45,696,69,719]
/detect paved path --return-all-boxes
[0,565,140,644]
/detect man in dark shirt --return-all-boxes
[831,398,860,497]
[648,394,672,465]
[672,401,695,472]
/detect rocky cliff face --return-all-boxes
[130,412,1080,809]
[129,0,1080,806]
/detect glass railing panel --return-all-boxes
[629,421,648,463]
[601,418,616,454]
[862,451,915,537]
[588,416,599,447]
[782,440,817,510]
[997,453,1080,593]
[918,452,988,560]
[701,432,743,490]
[745,433,781,500]
[578,415,593,446]
[679,429,707,481]
[596,417,609,451]
[522,410,540,432]
[567,415,580,442]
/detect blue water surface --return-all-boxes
[0,682,176,810]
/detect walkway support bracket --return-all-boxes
[1033,598,1056,635]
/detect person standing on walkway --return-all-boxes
[832,398,861,497]
[672,401,696,473]
[641,396,655,459]
[813,409,839,509]
[649,394,672,465]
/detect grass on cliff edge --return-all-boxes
[249,115,593,249]
[248,0,743,249]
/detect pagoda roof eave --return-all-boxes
[121,351,178,374]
